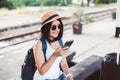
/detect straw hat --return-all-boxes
[40,10,65,29]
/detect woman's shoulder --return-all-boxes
[34,39,42,49]
[34,36,44,45]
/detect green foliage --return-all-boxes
[73,9,84,20]
[0,0,117,10]
[95,0,117,4]
[43,0,59,6]
[95,0,101,5]
[35,0,41,6]
[0,0,8,7]
[24,0,40,6]
[59,0,72,6]
[111,0,117,3]
[67,0,72,5]
[59,0,67,6]
[0,0,41,9]
[73,9,94,24]
[8,0,25,9]
[0,0,13,9]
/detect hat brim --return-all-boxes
[39,16,65,30]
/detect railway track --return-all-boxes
[0,8,116,49]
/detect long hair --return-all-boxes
[41,19,63,43]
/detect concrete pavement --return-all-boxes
[65,18,118,62]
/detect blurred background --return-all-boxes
[0,0,117,15]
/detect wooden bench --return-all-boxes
[70,55,103,80]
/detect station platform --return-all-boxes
[0,3,118,80]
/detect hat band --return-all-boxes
[42,14,59,24]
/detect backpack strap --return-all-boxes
[40,36,47,61]
[40,37,63,61]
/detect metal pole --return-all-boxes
[115,0,120,37]
[40,0,43,11]
[116,0,120,63]
[116,0,120,27]
[81,0,84,7]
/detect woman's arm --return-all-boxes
[33,40,66,75]
[33,40,57,75]
[61,55,73,80]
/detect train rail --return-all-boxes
[0,8,116,49]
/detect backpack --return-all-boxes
[21,36,63,80]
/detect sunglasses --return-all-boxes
[51,24,62,31]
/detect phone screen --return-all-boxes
[63,40,74,48]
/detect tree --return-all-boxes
[0,0,13,9]
[81,0,84,7]
[87,0,90,6]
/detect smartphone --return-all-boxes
[62,40,74,48]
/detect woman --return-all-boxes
[33,10,73,80]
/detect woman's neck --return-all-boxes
[49,36,54,41]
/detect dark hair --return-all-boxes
[41,19,63,43]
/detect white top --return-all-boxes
[34,41,63,80]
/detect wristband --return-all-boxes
[66,73,72,77]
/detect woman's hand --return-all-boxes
[53,46,69,57]
[67,75,74,80]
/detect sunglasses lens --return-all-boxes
[51,24,62,30]
[58,24,62,29]
[51,25,56,30]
